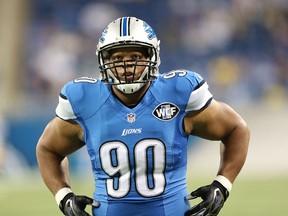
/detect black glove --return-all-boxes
[59,192,100,216]
[185,181,229,216]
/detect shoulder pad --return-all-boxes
[159,70,213,111]
[55,77,108,120]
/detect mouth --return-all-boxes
[124,72,135,82]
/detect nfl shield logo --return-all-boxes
[127,113,136,123]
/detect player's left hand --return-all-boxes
[184,181,229,216]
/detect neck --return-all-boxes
[112,82,150,107]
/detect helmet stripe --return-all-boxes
[121,17,130,36]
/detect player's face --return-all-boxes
[108,47,149,83]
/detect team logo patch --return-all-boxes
[152,102,180,121]
[127,113,136,123]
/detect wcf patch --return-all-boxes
[152,102,180,121]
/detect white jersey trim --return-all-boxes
[55,96,76,120]
[185,82,213,112]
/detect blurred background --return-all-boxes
[0,0,287,215]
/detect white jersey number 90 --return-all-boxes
[100,139,166,198]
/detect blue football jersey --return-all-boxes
[56,70,213,216]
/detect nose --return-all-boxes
[121,58,136,69]
[123,55,131,61]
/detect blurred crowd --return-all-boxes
[25,0,288,110]
[1,0,288,177]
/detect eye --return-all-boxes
[131,54,141,60]
[111,55,123,61]
[131,53,144,60]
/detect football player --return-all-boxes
[36,17,250,216]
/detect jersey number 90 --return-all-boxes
[100,139,166,198]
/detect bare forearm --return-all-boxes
[36,145,71,195]
[218,121,250,183]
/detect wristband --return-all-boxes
[55,187,73,206]
[215,175,232,193]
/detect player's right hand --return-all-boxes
[59,192,100,216]
[184,181,229,216]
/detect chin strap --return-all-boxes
[116,83,145,94]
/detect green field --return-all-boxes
[0,173,287,216]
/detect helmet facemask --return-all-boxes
[98,44,158,94]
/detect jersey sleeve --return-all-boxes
[185,79,213,112]
[183,71,213,112]
[55,77,105,121]
[55,82,77,120]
